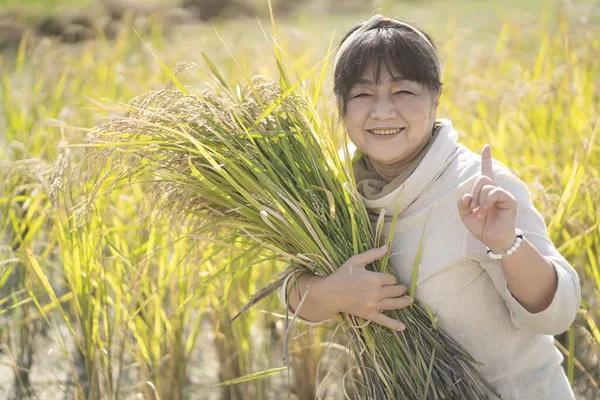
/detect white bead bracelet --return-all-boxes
[487,229,524,260]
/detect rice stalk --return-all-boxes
[82,64,500,398]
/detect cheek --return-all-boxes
[396,97,426,114]
[397,98,433,124]
[345,103,368,129]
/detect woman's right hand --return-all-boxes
[324,245,413,331]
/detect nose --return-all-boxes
[370,96,397,120]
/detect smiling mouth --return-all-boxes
[368,128,405,136]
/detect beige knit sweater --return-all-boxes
[278,119,581,399]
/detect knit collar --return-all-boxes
[344,119,459,217]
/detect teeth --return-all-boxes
[371,128,402,135]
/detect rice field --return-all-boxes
[0,0,599,399]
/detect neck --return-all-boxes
[370,133,434,184]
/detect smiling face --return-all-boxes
[344,62,441,166]
[333,16,443,170]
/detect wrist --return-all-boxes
[487,228,523,259]
[287,273,338,321]
[486,228,518,253]
[488,238,516,254]
[312,274,339,316]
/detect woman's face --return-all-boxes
[344,62,441,165]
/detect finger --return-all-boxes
[477,184,497,218]
[483,187,515,211]
[458,193,474,218]
[370,271,398,286]
[348,245,388,268]
[481,144,494,180]
[372,312,406,331]
[377,295,414,312]
[380,284,408,298]
[470,175,495,209]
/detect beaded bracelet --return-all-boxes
[487,229,524,260]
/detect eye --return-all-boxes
[352,93,370,99]
[393,90,413,95]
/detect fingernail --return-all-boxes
[380,244,388,250]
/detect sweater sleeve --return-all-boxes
[466,173,581,336]
[277,269,332,326]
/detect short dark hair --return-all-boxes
[333,15,443,116]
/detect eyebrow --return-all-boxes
[356,76,408,85]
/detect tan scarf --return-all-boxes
[352,122,443,200]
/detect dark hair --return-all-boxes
[333,15,443,116]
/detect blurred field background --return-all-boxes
[0,0,599,399]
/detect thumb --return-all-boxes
[351,245,388,267]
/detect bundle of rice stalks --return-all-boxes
[84,69,500,399]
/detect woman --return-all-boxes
[278,15,581,399]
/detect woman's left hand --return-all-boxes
[458,145,518,253]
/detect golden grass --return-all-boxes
[0,2,599,398]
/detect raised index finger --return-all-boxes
[481,144,494,180]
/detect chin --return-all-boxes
[367,151,405,165]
